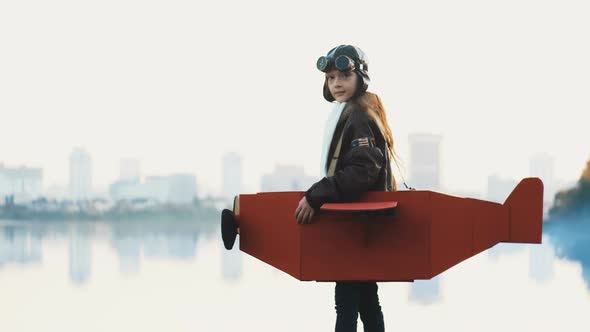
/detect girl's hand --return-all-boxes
[295,196,315,224]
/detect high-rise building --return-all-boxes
[260,164,316,192]
[109,173,196,204]
[486,174,517,203]
[408,133,442,190]
[69,147,92,201]
[0,164,43,203]
[168,174,197,204]
[222,152,243,199]
[529,153,556,204]
[120,158,140,181]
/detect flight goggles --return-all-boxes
[316,55,367,73]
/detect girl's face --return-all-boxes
[325,69,358,102]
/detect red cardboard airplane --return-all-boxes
[221,178,543,282]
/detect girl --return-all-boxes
[294,45,398,332]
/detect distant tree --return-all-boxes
[582,160,590,182]
[549,159,590,219]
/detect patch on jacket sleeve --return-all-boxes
[351,137,375,148]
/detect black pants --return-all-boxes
[335,282,385,332]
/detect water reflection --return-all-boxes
[3,217,588,290]
[3,216,590,291]
[69,225,92,284]
[545,217,590,290]
[487,242,526,260]
[0,219,222,283]
[111,235,141,274]
[528,235,556,283]
[3,217,590,331]
[0,224,42,266]
[409,275,442,305]
[221,237,243,282]
[142,233,198,259]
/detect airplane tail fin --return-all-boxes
[503,177,544,244]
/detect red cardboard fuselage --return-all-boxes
[236,178,543,282]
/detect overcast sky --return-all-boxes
[1,0,589,195]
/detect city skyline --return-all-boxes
[0,140,574,203]
[3,131,587,198]
[2,1,589,198]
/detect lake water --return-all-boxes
[1,217,589,332]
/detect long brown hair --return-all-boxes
[352,92,399,191]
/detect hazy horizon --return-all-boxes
[2,0,589,196]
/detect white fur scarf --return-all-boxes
[320,101,347,177]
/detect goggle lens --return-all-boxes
[316,56,330,72]
[335,55,355,71]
